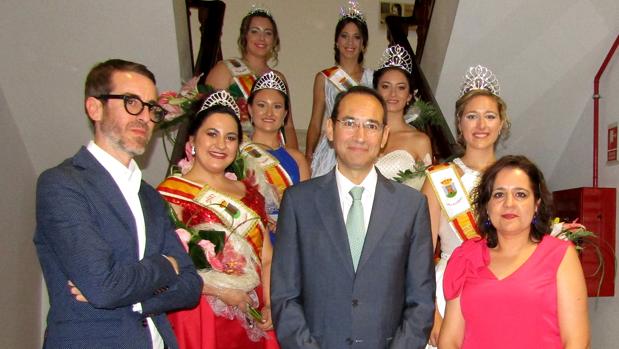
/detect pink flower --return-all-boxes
[219,242,247,275]
[158,91,184,120]
[563,219,585,232]
[198,239,225,271]
[180,75,202,97]
[175,228,191,252]
[225,172,238,181]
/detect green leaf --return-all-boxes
[188,241,209,269]
[227,156,246,180]
[197,230,226,254]
[166,203,189,230]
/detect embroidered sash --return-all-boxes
[240,143,293,195]
[158,176,265,254]
[426,163,480,241]
[321,66,358,92]
[224,58,256,99]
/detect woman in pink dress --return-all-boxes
[439,155,590,348]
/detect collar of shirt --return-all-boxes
[86,141,142,194]
[335,166,377,231]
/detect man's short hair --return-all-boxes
[329,85,388,124]
[84,59,156,100]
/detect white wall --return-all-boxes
[1,0,191,186]
[550,37,619,349]
[0,87,41,348]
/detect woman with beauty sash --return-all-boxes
[205,6,298,149]
[421,65,511,348]
[158,90,278,349]
[242,71,309,243]
[305,1,373,177]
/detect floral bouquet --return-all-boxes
[157,75,211,164]
[393,155,432,189]
[168,205,266,340]
[550,218,613,296]
[158,74,208,130]
[550,218,597,251]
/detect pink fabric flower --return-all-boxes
[176,140,195,175]
[443,238,488,300]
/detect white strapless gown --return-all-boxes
[375,149,431,190]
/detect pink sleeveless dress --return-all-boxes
[443,235,570,348]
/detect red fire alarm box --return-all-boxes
[553,187,616,297]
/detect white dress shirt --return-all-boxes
[335,166,378,237]
[87,141,164,349]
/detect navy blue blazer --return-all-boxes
[34,147,202,348]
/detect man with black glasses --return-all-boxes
[34,59,202,348]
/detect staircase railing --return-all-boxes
[167,0,226,172]
[385,0,458,161]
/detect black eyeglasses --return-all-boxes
[96,94,166,123]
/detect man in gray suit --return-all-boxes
[271,86,435,349]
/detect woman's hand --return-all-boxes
[256,304,273,331]
[208,286,253,312]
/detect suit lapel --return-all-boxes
[315,171,356,276]
[357,172,398,271]
[73,147,139,256]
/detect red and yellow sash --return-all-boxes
[321,66,358,92]
[426,163,480,241]
[240,143,293,197]
[224,58,256,99]
[158,176,265,257]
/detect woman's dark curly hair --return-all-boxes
[472,155,554,248]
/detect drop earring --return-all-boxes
[191,145,196,156]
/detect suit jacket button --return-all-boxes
[141,319,148,327]
[346,338,353,345]
[352,299,359,307]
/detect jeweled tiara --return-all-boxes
[252,71,288,95]
[378,45,413,75]
[199,90,240,118]
[458,65,500,97]
[339,0,366,24]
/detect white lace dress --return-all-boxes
[310,68,374,177]
[375,149,431,190]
